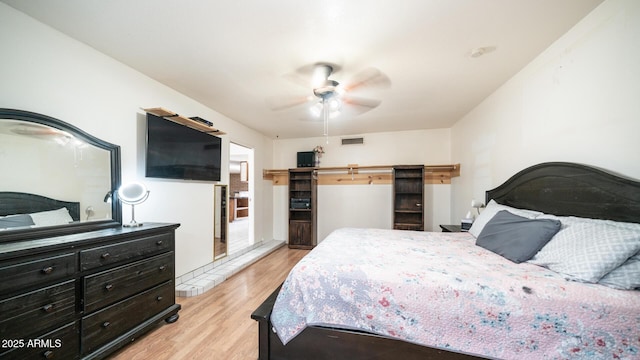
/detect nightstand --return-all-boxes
[439,224,463,232]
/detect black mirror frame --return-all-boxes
[0,108,121,242]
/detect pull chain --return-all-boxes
[323,98,329,144]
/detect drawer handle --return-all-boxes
[101,252,110,260]
[105,283,114,291]
[43,350,54,359]
[159,265,167,271]
[156,240,163,245]
[156,296,163,301]
[102,321,110,328]
[41,266,54,274]
[42,303,55,313]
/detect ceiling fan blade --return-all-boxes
[266,95,314,111]
[342,95,381,109]
[284,62,341,89]
[343,67,391,92]
[282,71,313,89]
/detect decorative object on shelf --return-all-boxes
[142,107,226,135]
[118,182,150,227]
[189,116,213,127]
[313,145,324,167]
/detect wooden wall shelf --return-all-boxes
[264,164,460,186]
[142,107,226,135]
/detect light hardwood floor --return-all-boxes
[109,246,309,360]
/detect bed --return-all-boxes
[252,162,640,360]
[0,191,80,230]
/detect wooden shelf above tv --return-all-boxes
[142,107,226,135]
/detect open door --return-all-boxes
[228,142,254,255]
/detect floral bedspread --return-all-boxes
[271,228,640,359]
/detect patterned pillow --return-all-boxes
[529,216,640,283]
[598,253,640,290]
[468,200,542,238]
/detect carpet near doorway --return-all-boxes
[175,239,285,297]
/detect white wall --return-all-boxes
[451,0,640,220]
[0,4,274,278]
[272,129,452,239]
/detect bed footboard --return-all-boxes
[251,285,483,360]
[251,285,281,359]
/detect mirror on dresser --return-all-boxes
[214,184,228,260]
[0,108,121,242]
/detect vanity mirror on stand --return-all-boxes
[214,184,228,260]
[119,182,150,227]
[0,108,181,360]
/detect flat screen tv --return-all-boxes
[146,114,221,181]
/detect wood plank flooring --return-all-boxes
[109,246,309,360]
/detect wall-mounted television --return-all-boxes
[146,114,221,181]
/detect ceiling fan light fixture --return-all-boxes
[310,101,341,119]
[328,97,341,112]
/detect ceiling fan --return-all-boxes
[269,62,390,139]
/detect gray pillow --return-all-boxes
[476,210,561,263]
[0,214,35,229]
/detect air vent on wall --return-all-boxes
[341,137,364,145]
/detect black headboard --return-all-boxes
[486,162,640,224]
[0,192,81,222]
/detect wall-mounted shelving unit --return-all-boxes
[142,107,226,135]
[263,164,460,186]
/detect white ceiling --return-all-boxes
[2,0,603,139]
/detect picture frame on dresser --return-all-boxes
[0,109,181,360]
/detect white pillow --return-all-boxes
[29,207,74,226]
[468,199,543,238]
[529,215,640,283]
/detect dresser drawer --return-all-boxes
[0,321,79,360]
[0,280,76,340]
[81,280,174,354]
[80,232,173,271]
[0,253,76,295]
[83,252,174,312]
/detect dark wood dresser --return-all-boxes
[0,223,180,360]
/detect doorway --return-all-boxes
[228,142,254,255]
